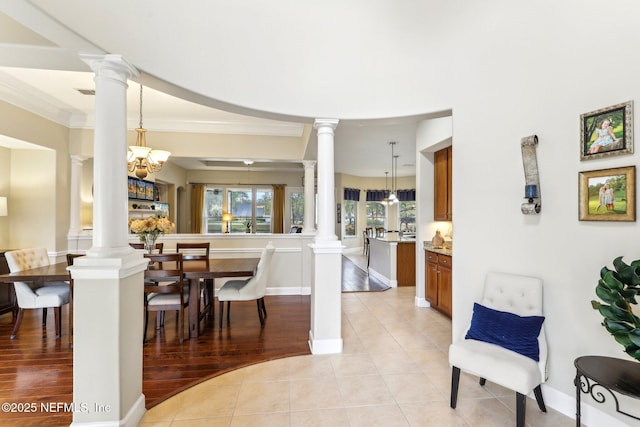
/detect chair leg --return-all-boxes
[227,301,231,322]
[257,299,265,326]
[534,385,547,412]
[143,309,149,343]
[261,297,267,319]
[178,308,184,344]
[450,366,460,409]
[516,392,526,427]
[218,300,224,329]
[42,307,47,328]
[10,308,24,339]
[55,306,61,338]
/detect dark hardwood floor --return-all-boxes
[341,255,391,292]
[0,294,311,427]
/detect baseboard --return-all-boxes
[308,330,343,355]
[69,393,145,427]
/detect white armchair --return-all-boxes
[449,271,548,427]
[217,242,275,328]
[5,248,70,340]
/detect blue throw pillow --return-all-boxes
[465,303,545,361]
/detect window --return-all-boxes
[343,199,357,236]
[290,191,304,226]
[204,188,223,233]
[366,202,386,229]
[399,201,416,232]
[227,187,273,233]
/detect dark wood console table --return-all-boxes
[574,355,640,426]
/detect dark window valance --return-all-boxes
[344,187,360,201]
[366,190,388,202]
[397,189,416,201]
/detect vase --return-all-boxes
[142,233,159,254]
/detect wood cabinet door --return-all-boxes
[438,264,452,318]
[446,146,452,221]
[425,259,439,305]
[434,149,449,221]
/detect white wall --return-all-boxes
[437,1,640,424]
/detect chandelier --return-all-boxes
[127,84,171,179]
[388,141,398,204]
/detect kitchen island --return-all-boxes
[368,234,416,287]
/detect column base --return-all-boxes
[308,330,343,355]
[70,394,145,427]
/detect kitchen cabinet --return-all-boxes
[434,146,452,221]
[425,250,452,318]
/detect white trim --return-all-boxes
[368,267,396,287]
[69,393,145,427]
[308,330,343,355]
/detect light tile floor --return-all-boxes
[140,287,574,427]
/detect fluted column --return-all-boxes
[302,160,316,234]
[68,154,86,235]
[314,119,339,241]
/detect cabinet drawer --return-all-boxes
[438,255,452,268]
[425,251,438,263]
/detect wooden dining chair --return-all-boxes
[130,242,164,253]
[4,248,70,340]
[176,242,211,314]
[176,242,209,260]
[143,253,189,344]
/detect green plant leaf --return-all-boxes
[600,266,612,279]
[602,271,624,292]
[591,300,601,310]
[613,332,633,347]
[627,347,640,360]
[618,264,640,286]
[604,320,632,333]
[613,256,628,272]
[595,284,618,304]
[628,329,640,347]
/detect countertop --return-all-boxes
[424,242,453,256]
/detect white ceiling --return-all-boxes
[0,6,449,178]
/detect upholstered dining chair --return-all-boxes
[449,271,548,427]
[5,248,70,340]
[176,242,210,308]
[130,242,164,253]
[143,253,189,344]
[217,242,275,328]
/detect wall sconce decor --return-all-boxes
[521,135,541,214]
[222,213,233,233]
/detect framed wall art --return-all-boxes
[580,100,633,160]
[578,166,635,221]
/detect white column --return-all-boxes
[68,154,86,235]
[70,54,147,427]
[308,119,343,355]
[302,160,316,234]
[314,119,339,241]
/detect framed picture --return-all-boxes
[145,181,154,200]
[580,101,633,160]
[336,203,341,224]
[579,166,635,221]
[128,178,137,198]
[136,180,146,199]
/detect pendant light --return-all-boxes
[388,142,398,204]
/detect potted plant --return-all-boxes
[591,256,640,361]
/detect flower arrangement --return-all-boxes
[129,216,175,252]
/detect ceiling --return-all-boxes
[0,6,448,178]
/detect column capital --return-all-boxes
[70,154,87,164]
[302,160,317,169]
[313,118,339,131]
[80,54,139,82]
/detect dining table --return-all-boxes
[151,257,259,338]
[0,257,259,341]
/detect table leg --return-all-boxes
[188,278,199,338]
[205,278,214,318]
[575,371,581,427]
